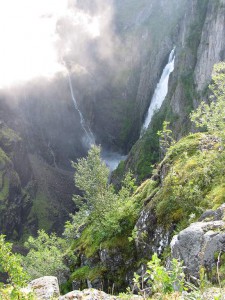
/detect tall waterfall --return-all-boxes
[141,48,175,133]
[67,71,125,171]
[67,72,95,147]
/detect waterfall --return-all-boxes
[101,150,127,172]
[67,72,95,147]
[141,48,175,134]
[67,71,125,171]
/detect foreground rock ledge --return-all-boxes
[27,276,142,300]
[171,204,225,279]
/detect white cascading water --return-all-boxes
[67,71,125,171]
[67,72,95,147]
[141,48,175,134]
[66,48,175,171]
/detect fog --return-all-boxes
[0,0,120,89]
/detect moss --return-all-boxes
[28,192,52,232]
[133,179,158,204]
[72,224,101,258]
[0,125,21,148]
[0,177,9,202]
[0,148,10,165]
[206,184,225,209]
[71,266,90,281]
[154,133,224,229]
[71,265,107,282]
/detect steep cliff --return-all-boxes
[1,0,225,240]
[0,95,77,239]
[114,0,225,181]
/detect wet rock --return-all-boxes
[135,205,172,259]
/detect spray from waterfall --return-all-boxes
[141,47,175,135]
[67,71,95,147]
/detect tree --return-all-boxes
[190,62,225,141]
[71,145,115,225]
[157,121,175,157]
[0,235,31,299]
[64,145,137,240]
[22,230,69,284]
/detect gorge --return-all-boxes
[1,0,225,298]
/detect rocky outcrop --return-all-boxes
[29,276,60,300]
[60,290,143,300]
[134,205,172,259]
[59,289,117,300]
[171,204,225,280]
[25,276,143,300]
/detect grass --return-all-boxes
[28,192,52,232]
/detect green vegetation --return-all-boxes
[154,132,219,229]
[28,193,51,232]
[2,61,225,299]
[191,62,225,139]
[62,145,141,288]
[0,125,21,150]
[0,235,33,299]
[120,253,186,299]
[22,230,69,283]
[65,146,138,244]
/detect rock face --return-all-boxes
[135,205,171,259]
[0,119,29,239]
[194,0,225,91]
[171,204,225,279]
[117,0,225,181]
[0,91,78,238]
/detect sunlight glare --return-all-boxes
[0,0,101,88]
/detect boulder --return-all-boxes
[171,205,225,279]
[29,276,60,300]
[59,289,117,300]
[60,289,143,300]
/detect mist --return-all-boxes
[0,0,123,90]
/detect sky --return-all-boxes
[0,0,103,89]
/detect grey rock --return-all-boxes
[171,214,225,279]
[199,204,225,222]
[29,276,60,300]
[60,289,143,300]
[135,205,172,259]
[194,0,225,91]
[59,289,117,300]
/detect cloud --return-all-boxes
[56,0,118,74]
[0,0,118,88]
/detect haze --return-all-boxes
[0,0,101,88]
